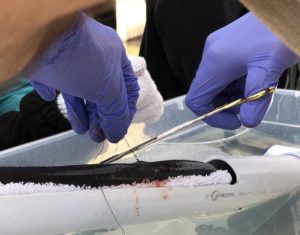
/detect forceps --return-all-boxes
[100,87,276,165]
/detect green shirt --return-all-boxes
[0,77,33,115]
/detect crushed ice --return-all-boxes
[0,170,231,196]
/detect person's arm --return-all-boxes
[240,0,300,57]
[0,0,104,82]
[1,3,140,143]
[185,13,299,129]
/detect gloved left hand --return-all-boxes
[185,13,299,130]
[29,13,139,143]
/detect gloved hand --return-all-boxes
[185,13,299,129]
[29,13,139,143]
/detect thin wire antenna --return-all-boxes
[92,140,125,233]
[124,137,140,162]
[100,187,126,235]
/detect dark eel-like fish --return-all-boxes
[0,160,235,187]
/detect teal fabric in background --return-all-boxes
[0,78,33,115]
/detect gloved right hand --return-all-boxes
[186,13,299,129]
[29,13,139,143]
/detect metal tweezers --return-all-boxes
[100,87,276,165]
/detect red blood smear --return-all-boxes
[152,180,168,188]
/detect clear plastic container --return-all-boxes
[0,130,104,166]
[118,89,300,164]
[0,89,299,235]
[1,89,299,166]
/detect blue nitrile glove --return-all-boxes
[185,13,299,129]
[29,13,139,143]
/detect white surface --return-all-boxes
[0,170,231,196]
[265,145,300,158]
[168,170,231,187]
[0,182,86,196]
[0,155,299,234]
